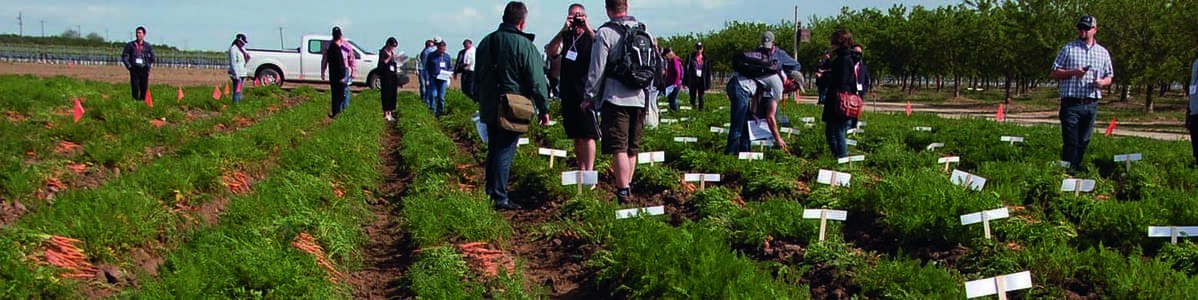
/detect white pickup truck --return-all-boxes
[246,34,407,88]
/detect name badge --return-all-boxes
[565,50,579,61]
[390,65,397,72]
[696,70,703,77]
[857,84,864,91]
[441,62,448,68]
[135,58,144,65]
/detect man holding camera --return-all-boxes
[546,3,600,173]
[1050,15,1113,174]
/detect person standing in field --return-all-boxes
[683,42,711,111]
[817,30,859,159]
[662,48,683,111]
[121,26,155,101]
[227,33,250,104]
[546,3,601,173]
[418,39,433,102]
[475,1,552,210]
[321,26,355,119]
[1050,15,1114,174]
[455,39,477,101]
[1187,53,1197,166]
[379,37,401,121]
[582,0,659,203]
[425,41,453,117]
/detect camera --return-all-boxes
[570,14,585,27]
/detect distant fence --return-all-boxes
[0,45,228,69]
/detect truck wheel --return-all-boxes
[256,67,283,86]
[367,72,381,89]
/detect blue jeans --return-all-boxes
[817,87,828,105]
[665,85,681,111]
[418,72,427,100]
[341,73,352,112]
[1188,114,1198,163]
[725,80,752,155]
[486,125,520,205]
[825,118,852,158]
[430,80,447,117]
[1060,99,1098,169]
[230,77,243,104]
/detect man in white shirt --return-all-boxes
[455,39,477,101]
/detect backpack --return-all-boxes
[602,22,659,89]
[732,49,780,78]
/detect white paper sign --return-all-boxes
[846,139,858,146]
[938,156,961,164]
[710,127,728,134]
[518,138,530,145]
[748,120,772,140]
[1113,153,1143,162]
[673,137,698,143]
[1148,226,1198,237]
[637,151,666,164]
[913,126,933,132]
[780,127,798,134]
[802,209,849,221]
[927,143,945,151]
[1000,136,1025,143]
[661,118,679,124]
[560,171,599,185]
[960,207,1011,225]
[680,106,693,110]
[951,170,987,191]
[738,152,764,160]
[684,173,721,182]
[837,155,865,164]
[437,70,453,81]
[538,148,568,158]
[1060,179,1097,192]
[964,271,1033,298]
[616,206,666,219]
[816,169,852,187]
[801,117,816,123]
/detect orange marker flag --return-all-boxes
[145,89,154,107]
[225,82,231,95]
[254,78,261,87]
[997,104,1006,122]
[177,86,185,103]
[905,101,912,116]
[73,98,85,123]
[213,85,222,100]
[1104,117,1117,137]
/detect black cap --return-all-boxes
[695,42,703,49]
[236,33,247,43]
[1077,16,1096,29]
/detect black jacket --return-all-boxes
[817,48,860,121]
[684,53,712,90]
[121,40,155,69]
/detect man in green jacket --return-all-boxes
[475,1,551,210]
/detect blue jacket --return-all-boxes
[424,51,453,82]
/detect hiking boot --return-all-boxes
[494,201,523,210]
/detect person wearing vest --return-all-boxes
[121,26,155,101]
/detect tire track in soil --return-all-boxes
[445,129,604,299]
[347,122,414,299]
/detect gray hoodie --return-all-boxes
[584,16,655,109]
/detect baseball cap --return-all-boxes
[1077,16,1096,29]
[695,42,703,49]
[433,36,444,43]
[762,31,776,48]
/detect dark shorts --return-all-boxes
[561,98,601,139]
[600,104,645,155]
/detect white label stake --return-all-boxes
[960,207,1010,240]
[965,271,1033,299]
[561,170,599,194]
[637,151,666,165]
[837,155,865,168]
[1061,178,1097,196]
[938,156,960,172]
[1000,136,1024,145]
[1148,226,1198,244]
[951,169,987,191]
[615,206,665,219]
[538,148,568,168]
[1114,153,1143,170]
[816,169,852,188]
[803,209,848,242]
[673,137,698,144]
[738,152,764,161]
[926,143,945,151]
[684,173,721,190]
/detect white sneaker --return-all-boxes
[385,115,395,122]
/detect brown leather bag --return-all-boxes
[838,62,865,119]
[498,93,535,133]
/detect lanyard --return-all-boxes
[568,33,581,53]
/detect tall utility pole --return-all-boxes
[793,6,799,55]
[278,26,285,49]
[39,20,44,37]
[17,11,22,36]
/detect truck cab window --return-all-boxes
[308,40,329,54]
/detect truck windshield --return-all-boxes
[348,40,374,55]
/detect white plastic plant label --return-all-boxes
[615,206,666,219]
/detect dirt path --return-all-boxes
[347,123,412,299]
[807,97,1191,141]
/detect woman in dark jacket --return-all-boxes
[683,42,713,111]
[817,30,860,158]
[379,37,400,121]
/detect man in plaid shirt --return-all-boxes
[1050,15,1114,174]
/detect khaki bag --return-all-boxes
[498,93,535,133]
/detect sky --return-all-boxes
[1,0,955,55]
